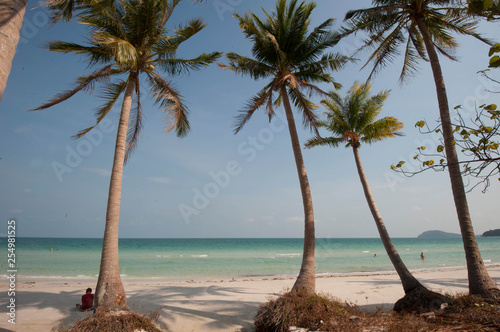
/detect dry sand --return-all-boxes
[1,266,499,332]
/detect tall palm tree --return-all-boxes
[33,0,221,311]
[306,83,449,310]
[219,0,350,294]
[0,0,28,102]
[343,0,499,299]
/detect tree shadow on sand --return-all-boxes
[127,284,264,331]
[16,282,264,331]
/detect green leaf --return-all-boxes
[484,104,497,111]
[437,145,444,153]
[415,121,425,128]
[489,55,500,68]
[488,43,500,57]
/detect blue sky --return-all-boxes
[1,0,499,238]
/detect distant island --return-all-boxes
[482,229,500,237]
[418,230,461,238]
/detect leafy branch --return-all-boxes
[392,103,500,192]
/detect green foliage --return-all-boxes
[342,0,490,84]
[305,82,403,150]
[415,121,426,128]
[220,0,351,135]
[398,101,500,192]
[35,0,221,159]
[467,0,500,20]
[489,43,500,68]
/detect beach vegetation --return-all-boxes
[305,82,450,312]
[342,0,500,300]
[392,57,500,193]
[32,0,221,311]
[219,0,351,295]
[53,309,164,332]
[254,289,500,331]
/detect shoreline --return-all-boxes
[4,266,499,331]
[8,263,500,282]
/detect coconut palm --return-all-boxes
[343,0,499,299]
[33,0,221,311]
[219,0,350,294]
[0,0,28,102]
[306,82,450,310]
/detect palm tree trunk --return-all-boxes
[416,18,499,298]
[95,74,137,311]
[280,86,316,294]
[0,0,27,102]
[353,146,423,294]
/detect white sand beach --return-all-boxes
[2,266,499,332]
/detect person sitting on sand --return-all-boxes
[76,288,94,311]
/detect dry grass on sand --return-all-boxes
[52,309,165,332]
[254,291,500,332]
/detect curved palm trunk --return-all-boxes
[416,18,499,298]
[280,86,316,294]
[0,0,27,102]
[353,146,423,294]
[94,74,137,311]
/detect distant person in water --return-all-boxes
[76,288,94,311]
[420,252,425,261]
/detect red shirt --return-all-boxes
[81,293,94,310]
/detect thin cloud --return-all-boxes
[148,177,172,184]
[84,168,112,177]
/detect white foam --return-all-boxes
[191,255,208,258]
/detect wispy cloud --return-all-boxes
[287,216,303,223]
[84,168,111,177]
[148,177,172,184]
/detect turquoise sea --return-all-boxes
[2,237,499,279]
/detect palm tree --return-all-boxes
[343,0,499,299]
[219,0,350,294]
[0,0,28,102]
[33,0,221,311]
[306,82,450,310]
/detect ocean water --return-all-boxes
[1,237,499,279]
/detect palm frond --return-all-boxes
[31,65,113,111]
[305,136,343,149]
[220,53,274,80]
[156,52,222,76]
[147,71,189,137]
[287,86,320,135]
[154,18,207,57]
[72,79,128,139]
[124,82,143,163]
[234,87,273,134]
